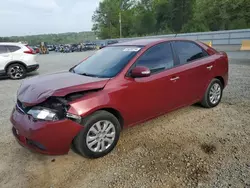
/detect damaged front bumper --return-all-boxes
[10,106,83,155]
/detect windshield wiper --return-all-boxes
[80,73,100,78]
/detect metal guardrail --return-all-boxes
[114,29,250,45]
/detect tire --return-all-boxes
[201,78,223,108]
[7,63,26,80]
[73,110,121,158]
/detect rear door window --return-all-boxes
[173,41,208,65]
[135,42,174,74]
[0,46,8,54]
[6,45,21,52]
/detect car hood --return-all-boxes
[17,71,110,106]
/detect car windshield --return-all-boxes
[72,46,142,78]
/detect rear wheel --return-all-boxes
[201,78,223,108]
[73,110,121,158]
[7,63,26,80]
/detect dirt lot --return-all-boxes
[0,51,250,188]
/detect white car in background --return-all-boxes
[0,42,39,79]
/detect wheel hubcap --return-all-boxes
[10,66,24,78]
[86,120,116,152]
[209,83,221,104]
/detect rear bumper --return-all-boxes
[0,69,5,76]
[221,70,229,89]
[10,106,83,155]
[27,64,39,72]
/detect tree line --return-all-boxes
[1,0,249,43]
[92,0,250,39]
[0,32,96,45]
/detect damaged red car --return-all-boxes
[10,39,228,158]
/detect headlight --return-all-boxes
[27,107,59,121]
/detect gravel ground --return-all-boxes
[0,51,250,188]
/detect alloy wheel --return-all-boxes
[86,120,116,153]
[209,83,221,104]
[9,65,24,79]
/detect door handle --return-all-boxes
[170,76,180,81]
[207,65,213,70]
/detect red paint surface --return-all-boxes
[10,107,82,155]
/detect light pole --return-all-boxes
[119,0,124,38]
[104,13,112,39]
[119,12,122,38]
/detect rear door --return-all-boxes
[6,45,22,61]
[170,41,215,106]
[0,45,12,71]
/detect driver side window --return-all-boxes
[135,42,174,74]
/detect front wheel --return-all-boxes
[201,78,223,108]
[73,110,121,158]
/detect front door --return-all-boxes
[120,42,178,126]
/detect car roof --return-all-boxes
[111,38,194,47]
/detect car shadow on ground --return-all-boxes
[0,72,39,81]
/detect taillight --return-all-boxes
[24,46,36,54]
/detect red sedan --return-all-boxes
[10,39,228,158]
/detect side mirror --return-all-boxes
[130,66,151,78]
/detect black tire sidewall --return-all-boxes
[74,111,121,158]
[7,63,26,80]
[206,79,223,108]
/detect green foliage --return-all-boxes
[0,32,96,45]
[93,0,250,39]
[1,0,249,42]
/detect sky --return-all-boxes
[0,0,101,37]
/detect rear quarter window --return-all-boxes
[0,46,8,54]
[6,45,21,52]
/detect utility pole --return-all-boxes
[119,12,122,38]
[110,21,112,39]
